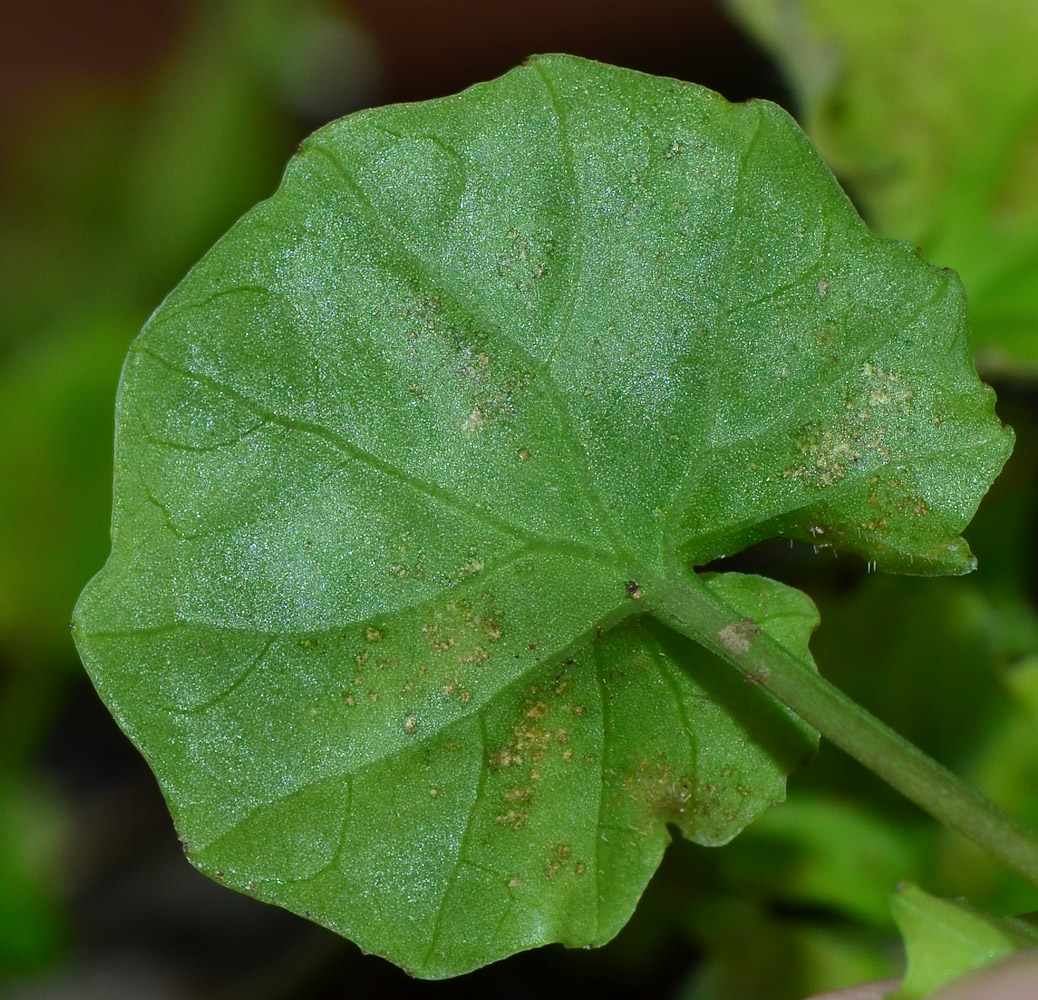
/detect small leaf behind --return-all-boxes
[889,881,1038,999]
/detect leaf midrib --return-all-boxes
[136,345,625,564]
[304,104,634,565]
[186,598,646,858]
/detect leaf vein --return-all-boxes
[422,717,488,967]
[527,59,632,560]
[166,638,274,715]
[136,345,545,548]
[308,119,632,565]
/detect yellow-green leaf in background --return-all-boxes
[890,881,1038,999]
[728,0,1038,376]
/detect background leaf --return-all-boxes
[890,882,1038,999]
[727,0,1038,376]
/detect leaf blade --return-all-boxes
[74,54,1011,975]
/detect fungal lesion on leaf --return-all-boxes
[501,784,533,805]
[495,809,527,831]
[452,341,532,439]
[783,360,919,488]
[441,672,472,705]
[861,472,934,533]
[456,548,486,579]
[486,670,591,780]
[498,228,553,293]
[489,722,552,771]
[422,598,503,662]
[545,843,572,880]
[717,617,760,658]
[624,757,695,823]
[783,422,862,488]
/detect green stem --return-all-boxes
[650,571,1038,889]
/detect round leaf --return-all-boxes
[73,55,1011,976]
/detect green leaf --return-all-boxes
[727,0,1038,376]
[709,794,922,928]
[681,897,897,1000]
[889,882,1038,999]
[937,656,1038,916]
[73,55,1010,976]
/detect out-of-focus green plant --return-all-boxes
[890,882,1038,999]
[728,0,1038,377]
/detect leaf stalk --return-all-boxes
[653,572,1038,889]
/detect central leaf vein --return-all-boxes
[306,130,633,565]
[137,345,562,551]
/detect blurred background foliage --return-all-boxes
[731,0,1038,377]
[0,1,1034,997]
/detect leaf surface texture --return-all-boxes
[74,55,1011,976]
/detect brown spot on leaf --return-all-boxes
[625,758,694,821]
[501,785,533,804]
[717,618,759,657]
[545,843,572,880]
[495,809,527,831]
